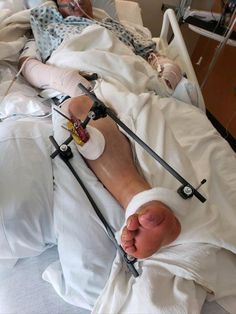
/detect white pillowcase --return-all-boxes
[172,77,199,108]
[25,0,118,19]
[0,0,26,12]
[92,0,118,19]
[25,0,48,8]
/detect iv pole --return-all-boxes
[201,7,236,89]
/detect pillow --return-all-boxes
[24,0,48,8]
[172,77,199,108]
[25,0,118,19]
[42,103,125,309]
[92,0,118,19]
[0,0,26,12]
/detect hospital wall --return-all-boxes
[192,1,236,141]
[135,0,213,32]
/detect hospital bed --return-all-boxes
[0,1,235,313]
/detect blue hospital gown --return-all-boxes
[30,5,156,62]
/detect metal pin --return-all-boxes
[54,108,72,122]
[196,179,207,191]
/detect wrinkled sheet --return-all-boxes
[1,5,236,312]
[46,24,236,313]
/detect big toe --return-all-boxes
[138,203,166,229]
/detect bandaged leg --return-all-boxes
[22,59,93,97]
[68,96,181,259]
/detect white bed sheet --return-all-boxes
[0,61,52,121]
[0,2,235,314]
[0,63,234,314]
[0,247,229,314]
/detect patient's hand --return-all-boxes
[148,52,182,92]
[121,200,181,259]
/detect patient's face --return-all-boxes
[57,0,93,18]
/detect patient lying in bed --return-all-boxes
[1,1,236,313]
[18,0,182,260]
[19,0,182,98]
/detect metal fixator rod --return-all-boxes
[49,134,139,277]
[78,83,207,203]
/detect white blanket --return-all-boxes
[0,7,30,62]
[1,6,236,311]
[46,25,236,312]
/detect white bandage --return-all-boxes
[19,39,41,60]
[125,187,190,221]
[22,59,93,97]
[61,101,105,160]
[148,53,182,93]
[75,125,105,160]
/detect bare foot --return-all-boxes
[121,201,181,259]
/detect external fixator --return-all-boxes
[77,83,207,203]
[49,134,139,278]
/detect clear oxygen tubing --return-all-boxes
[0,112,52,123]
[0,57,52,122]
[72,0,120,23]
[71,0,96,20]
[1,56,32,100]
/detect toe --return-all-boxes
[121,227,136,242]
[122,239,135,252]
[125,246,137,255]
[121,227,137,247]
[121,227,137,254]
[138,202,166,229]
[126,213,140,231]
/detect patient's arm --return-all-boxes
[19,57,92,97]
[147,52,182,92]
[67,95,181,259]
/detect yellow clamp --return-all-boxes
[67,121,85,146]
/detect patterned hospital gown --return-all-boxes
[30,5,156,62]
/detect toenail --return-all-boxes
[126,247,136,254]
[141,213,154,221]
[127,218,133,228]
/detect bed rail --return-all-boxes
[154,9,205,112]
